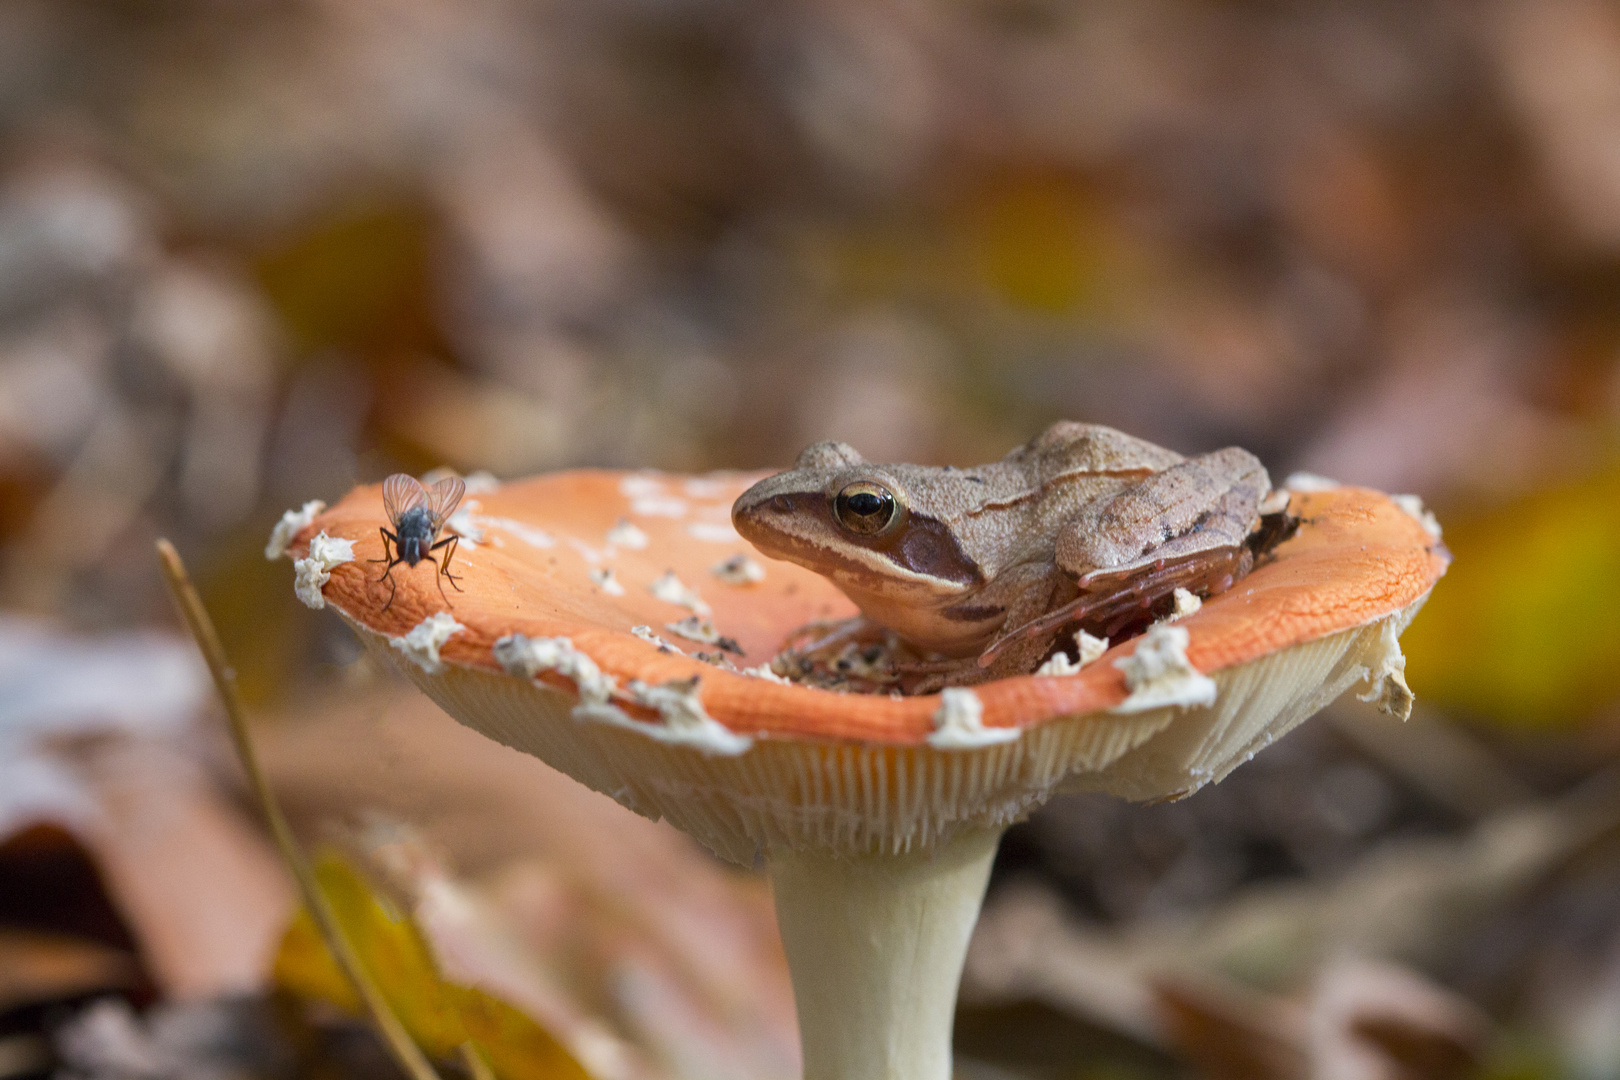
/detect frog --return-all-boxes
[730,421,1291,689]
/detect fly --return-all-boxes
[372,473,467,611]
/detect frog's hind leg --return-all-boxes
[1086,544,1252,634]
[979,546,1250,669]
[981,448,1271,668]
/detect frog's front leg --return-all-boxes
[981,449,1269,666]
[902,563,1074,691]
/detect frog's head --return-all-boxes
[733,441,989,651]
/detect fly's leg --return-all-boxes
[429,534,463,592]
[374,528,404,612]
[424,552,456,607]
[380,564,401,612]
[424,534,464,607]
[426,554,448,606]
[370,527,397,566]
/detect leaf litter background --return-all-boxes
[1,0,1619,1078]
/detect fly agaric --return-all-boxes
[275,469,1447,1080]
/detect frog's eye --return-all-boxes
[834,482,899,535]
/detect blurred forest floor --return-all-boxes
[1,0,1620,1077]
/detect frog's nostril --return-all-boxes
[772,495,793,513]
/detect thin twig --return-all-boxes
[155,539,444,1080]
[459,1041,497,1080]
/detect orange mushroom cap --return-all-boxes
[282,470,1448,861]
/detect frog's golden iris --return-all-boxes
[834,482,899,535]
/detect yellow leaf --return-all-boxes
[271,851,591,1080]
[965,173,1112,316]
[1400,459,1620,729]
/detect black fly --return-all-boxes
[372,473,467,611]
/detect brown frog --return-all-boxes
[731,421,1290,687]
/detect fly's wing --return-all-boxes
[424,475,467,529]
[382,473,428,525]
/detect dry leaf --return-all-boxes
[273,851,591,1080]
[0,928,137,1011]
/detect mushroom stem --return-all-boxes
[768,827,1004,1080]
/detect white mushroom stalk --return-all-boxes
[770,828,1002,1080]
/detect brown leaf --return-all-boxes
[0,927,137,1011]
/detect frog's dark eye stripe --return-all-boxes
[834,482,899,535]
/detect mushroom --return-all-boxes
[278,471,1447,1080]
